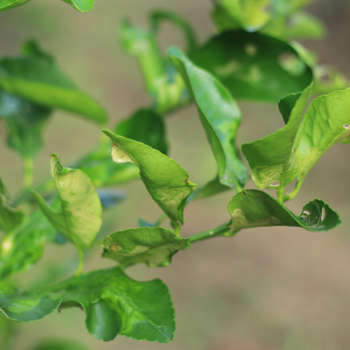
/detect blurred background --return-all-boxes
[1,0,350,349]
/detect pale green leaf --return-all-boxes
[0,0,30,12]
[32,154,102,251]
[100,227,190,268]
[60,0,94,12]
[103,130,197,224]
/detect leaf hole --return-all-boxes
[278,52,306,76]
[269,181,280,187]
[244,43,258,56]
[343,124,349,129]
[300,210,310,222]
[321,207,326,221]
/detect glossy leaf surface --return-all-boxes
[228,190,340,232]
[100,227,190,268]
[103,130,197,224]
[60,267,175,342]
[192,30,313,103]
[0,209,57,279]
[0,89,51,158]
[243,87,350,198]
[169,47,247,191]
[0,41,107,124]
[0,176,24,233]
[61,0,94,12]
[0,0,29,11]
[32,154,102,251]
[0,283,61,322]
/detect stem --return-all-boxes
[75,250,84,276]
[23,157,34,191]
[188,222,234,243]
[283,180,303,202]
[155,212,167,226]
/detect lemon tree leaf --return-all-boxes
[103,130,197,224]
[0,0,30,12]
[32,154,102,252]
[100,227,190,268]
[55,267,175,342]
[169,47,247,191]
[60,0,94,12]
[228,189,340,232]
[192,30,313,103]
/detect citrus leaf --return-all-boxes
[0,177,24,233]
[100,227,190,268]
[0,88,51,159]
[192,30,313,103]
[30,340,92,350]
[0,0,29,12]
[58,267,175,342]
[228,189,341,232]
[60,0,94,12]
[32,154,102,252]
[169,47,247,191]
[119,19,187,113]
[0,208,58,279]
[75,108,167,187]
[0,283,62,322]
[0,41,107,124]
[242,86,350,200]
[103,130,197,224]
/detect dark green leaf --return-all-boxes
[192,30,313,103]
[0,176,24,233]
[0,42,107,124]
[242,86,350,200]
[188,177,230,202]
[59,267,175,342]
[0,209,57,279]
[103,130,197,224]
[0,88,51,158]
[32,154,102,252]
[100,227,190,268]
[119,19,187,113]
[30,340,92,350]
[114,108,168,155]
[0,283,61,322]
[169,47,247,191]
[0,0,30,12]
[60,0,94,12]
[228,189,341,232]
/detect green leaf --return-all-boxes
[0,176,24,233]
[103,130,197,224]
[30,340,92,350]
[0,209,57,279]
[119,19,187,113]
[212,0,272,32]
[242,86,350,200]
[75,108,168,187]
[114,108,168,155]
[60,0,94,12]
[100,227,190,268]
[58,267,175,342]
[0,0,30,12]
[188,177,230,201]
[228,189,341,232]
[0,88,51,159]
[169,47,247,191]
[0,283,62,322]
[192,30,313,103]
[0,41,107,124]
[32,154,102,252]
